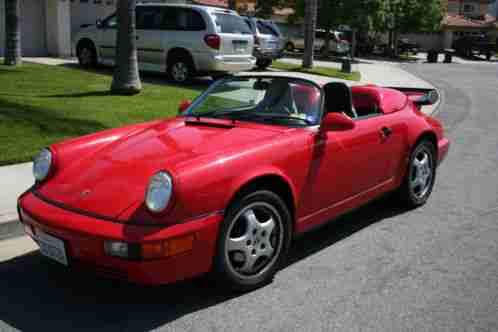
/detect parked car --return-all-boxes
[19,72,449,291]
[73,4,256,83]
[242,16,284,69]
[285,29,350,55]
[452,34,494,60]
[398,38,420,54]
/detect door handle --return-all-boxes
[380,127,392,138]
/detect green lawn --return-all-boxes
[0,63,200,165]
[270,61,361,81]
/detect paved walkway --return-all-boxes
[1,56,441,239]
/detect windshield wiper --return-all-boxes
[256,114,313,125]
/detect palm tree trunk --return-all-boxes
[111,0,142,95]
[4,0,22,66]
[228,0,237,10]
[303,0,317,68]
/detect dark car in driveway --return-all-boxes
[452,34,495,60]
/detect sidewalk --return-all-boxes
[0,57,442,241]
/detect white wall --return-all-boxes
[0,0,5,57]
[0,0,47,57]
[70,1,115,38]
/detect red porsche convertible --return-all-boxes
[18,72,449,290]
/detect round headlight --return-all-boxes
[145,171,173,213]
[33,148,53,182]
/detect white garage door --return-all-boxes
[0,0,47,56]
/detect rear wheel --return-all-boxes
[213,190,292,291]
[256,58,272,70]
[167,53,194,84]
[398,140,437,207]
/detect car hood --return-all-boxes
[37,118,284,220]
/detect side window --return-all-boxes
[351,93,381,119]
[162,8,206,31]
[136,7,163,30]
[102,14,117,29]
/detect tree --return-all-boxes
[294,0,381,57]
[4,0,22,66]
[111,0,142,95]
[373,0,443,56]
[302,0,318,68]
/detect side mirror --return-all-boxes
[96,19,103,29]
[414,90,439,107]
[321,112,355,131]
[178,99,192,114]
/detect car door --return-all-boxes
[97,14,118,65]
[304,113,403,217]
[135,6,165,72]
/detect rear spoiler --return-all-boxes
[387,87,439,107]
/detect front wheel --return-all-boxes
[213,190,292,291]
[398,140,437,207]
[77,43,97,69]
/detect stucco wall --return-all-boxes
[0,0,47,56]
[0,0,5,56]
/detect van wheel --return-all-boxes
[286,42,295,52]
[256,59,272,70]
[167,55,194,84]
[213,190,292,291]
[77,41,97,68]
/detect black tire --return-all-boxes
[256,59,272,70]
[213,190,292,291]
[167,52,194,84]
[77,41,97,69]
[286,42,295,52]
[398,140,437,207]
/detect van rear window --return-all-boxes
[213,14,252,34]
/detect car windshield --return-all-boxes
[186,77,322,127]
[213,13,252,34]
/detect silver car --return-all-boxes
[286,29,350,55]
[73,4,256,83]
[242,16,284,69]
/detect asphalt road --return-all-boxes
[1,63,497,332]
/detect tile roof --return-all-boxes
[443,13,498,28]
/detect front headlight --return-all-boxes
[145,171,173,213]
[33,148,53,182]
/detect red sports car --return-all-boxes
[18,72,449,290]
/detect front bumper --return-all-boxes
[18,191,222,285]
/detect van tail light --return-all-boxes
[204,34,221,50]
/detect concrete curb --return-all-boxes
[0,214,24,241]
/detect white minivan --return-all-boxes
[73,4,256,83]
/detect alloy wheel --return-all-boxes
[409,149,433,199]
[171,62,189,82]
[224,202,284,279]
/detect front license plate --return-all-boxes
[36,230,68,266]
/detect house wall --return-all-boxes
[0,0,47,56]
[70,1,116,38]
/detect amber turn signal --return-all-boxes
[140,234,195,260]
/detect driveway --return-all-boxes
[0,63,497,332]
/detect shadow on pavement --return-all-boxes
[0,195,412,331]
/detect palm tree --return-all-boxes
[302,0,318,68]
[111,0,142,95]
[4,0,22,66]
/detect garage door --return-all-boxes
[0,0,47,56]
